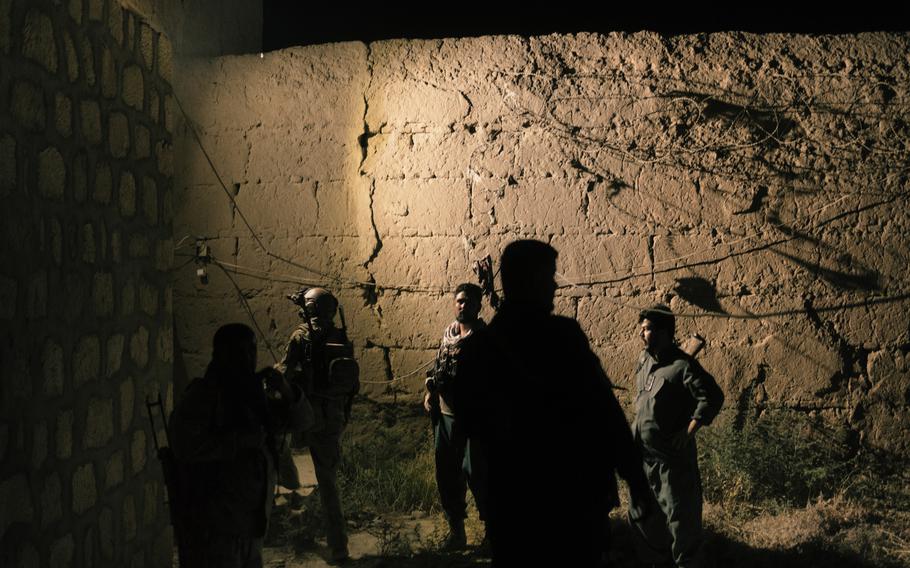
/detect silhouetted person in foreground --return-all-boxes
[169,323,312,568]
[630,305,724,568]
[455,240,651,567]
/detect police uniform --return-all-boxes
[631,346,724,568]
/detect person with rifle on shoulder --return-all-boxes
[168,323,312,568]
[423,282,490,551]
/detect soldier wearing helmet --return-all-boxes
[276,286,359,563]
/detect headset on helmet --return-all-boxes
[287,286,338,321]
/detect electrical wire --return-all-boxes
[175,81,908,299]
[172,73,910,373]
[212,258,450,294]
[212,261,279,363]
[359,357,436,385]
[556,270,910,321]
[556,189,908,285]
[173,92,452,296]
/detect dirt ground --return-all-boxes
[256,398,910,568]
[264,451,488,567]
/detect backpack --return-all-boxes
[316,338,360,399]
[300,325,360,400]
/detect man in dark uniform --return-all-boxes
[630,305,724,568]
[423,283,489,549]
[455,240,651,567]
[169,323,312,568]
[276,287,359,563]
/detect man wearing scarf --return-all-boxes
[169,323,312,568]
[423,283,489,550]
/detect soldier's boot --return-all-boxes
[442,516,467,551]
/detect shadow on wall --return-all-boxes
[673,277,725,313]
[773,250,880,291]
[671,261,879,318]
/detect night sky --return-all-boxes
[262,1,910,52]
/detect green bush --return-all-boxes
[698,409,860,513]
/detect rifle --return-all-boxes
[473,255,501,310]
[424,368,443,426]
[145,393,186,555]
[680,333,706,358]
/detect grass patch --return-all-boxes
[698,409,864,513]
[338,397,439,515]
[266,399,910,566]
[697,408,910,567]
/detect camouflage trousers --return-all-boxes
[308,398,348,554]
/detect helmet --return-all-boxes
[303,287,338,321]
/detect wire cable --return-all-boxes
[212,261,279,363]
[359,357,436,385]
[173,92,452,295]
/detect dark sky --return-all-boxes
[263,1,910,52]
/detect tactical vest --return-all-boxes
[299,325,360,400]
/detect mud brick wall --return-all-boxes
[173,33,910,456]
[0,0,175,565]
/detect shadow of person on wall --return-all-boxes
[674,277,726,313]
[454,239,651,567]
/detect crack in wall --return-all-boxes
[313,180,320,228]
[803,297,870,397]
[358,42,383,311]
[380,346,394,381]
[646,234,655,289]
[357,43,382,262]
[734,363,767,429]
[363,179,383,268]
[229,182,240,224]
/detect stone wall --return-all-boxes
[119,0,261,57]
[0,0,175,565]
[173,33,910,456]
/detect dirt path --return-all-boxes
[266,451,489,567]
